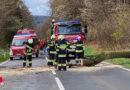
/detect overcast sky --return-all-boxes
[23,0,50,16]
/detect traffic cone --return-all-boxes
[0,76,5,87]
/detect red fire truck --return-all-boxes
[51,20,87,59]
[9,29,40,60]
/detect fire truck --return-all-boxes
[51,20,87,59]
[9,29,40,60]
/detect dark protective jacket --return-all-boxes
[56,39,68,58]
[25,42,34,55]
[48,40,56,54]
[75,40,84,53]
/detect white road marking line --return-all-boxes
[45,57,48,62]
[0,60,9,66]
[55,77,65,90]
[104,61,130,72]
[52,70,56,75]
[119,67,130,72]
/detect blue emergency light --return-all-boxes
[74,20,80,22]
[58,20,65,22]
[15,33,30,36]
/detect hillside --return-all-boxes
[33,15,49,26]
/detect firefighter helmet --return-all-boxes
[58,35,64,40]
[28,39,33,44]
[51,35,56,39]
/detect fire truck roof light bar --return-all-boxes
[58,20,79,23]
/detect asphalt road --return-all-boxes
[1,55,130,90]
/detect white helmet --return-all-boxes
[28,39,33,44]
[51,35,56,39]
[58,35,64,40]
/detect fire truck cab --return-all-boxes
[52,20,87,59]
[9,29,39,60]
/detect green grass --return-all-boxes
[84,46,98,57]
[106,58,130,68]
[0,50,9,63]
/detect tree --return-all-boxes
[0,0,34,48]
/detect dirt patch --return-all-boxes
[0,62,121,76]
[0,66,54,76]
[68,62,121,72]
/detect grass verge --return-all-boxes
[85,46,130,68]
[106,58,130,69]
[0,50,9,63]
[84,46,98,57]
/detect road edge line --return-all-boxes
[52,70,56,75]
[55,77,65,90]
[0,60,9,66]
[103,61,130,72]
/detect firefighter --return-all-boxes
[23,39,34,67]
[75,36,84,64]
[56,35,68,71]
[47,35,56,66]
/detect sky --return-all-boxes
[23,0,50,16]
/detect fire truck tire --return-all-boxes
[10,57,13,60]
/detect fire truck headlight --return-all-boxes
[73,40,77,43]
[10,49,13,55]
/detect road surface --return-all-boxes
[0,55,130,90]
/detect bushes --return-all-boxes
[0,50,9,63]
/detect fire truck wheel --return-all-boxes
[10,57,13,60]
[20,57,23,60]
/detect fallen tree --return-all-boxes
[83,51,130,66]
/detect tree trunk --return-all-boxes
[83,51,130,66]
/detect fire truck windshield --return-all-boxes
[12,39,28,46]
[58,25,81,34]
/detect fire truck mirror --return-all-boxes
[7,44,11,48]
[84,25,88,33]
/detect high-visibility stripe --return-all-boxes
[62,64,66,66]
[23,60,27,63]
[48,59,54,62]
[58,54,66,57]
[54,62,58,65]
[28,61,32,63]
[58,45,67,48]
[58,64,62,66]
[25,53,32,55]
[26,45,33,50]
[50,51,56,54]
[58,64,66,66]
[68,49,75,52]
[76,50,83,52]
[76,44,83,46]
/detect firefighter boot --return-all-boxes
[63,66,67,71]
[58,66,62,71]
[23,63,26,67]
[29,63,32,67]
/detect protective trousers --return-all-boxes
[58,57,66,67]
[48,54,55,63]
[76,52,84,63]
[23,54,32,67]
